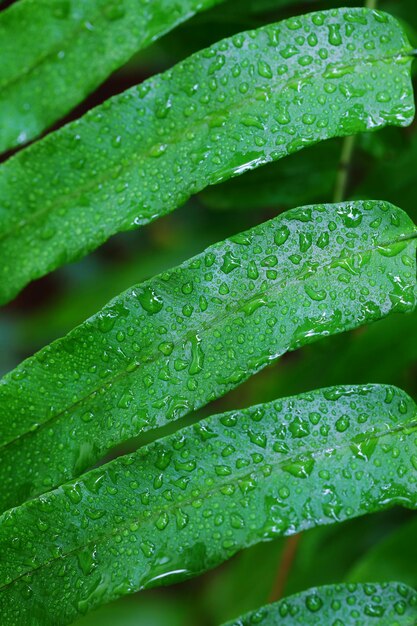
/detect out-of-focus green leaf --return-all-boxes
[1,200,416,511]
[201,539,285,624]
[230,0,307,13]
[74,593,189,626]
[220,0,320,17]
[283,513,408,595]
[347,516,417,588]
[222,582,417,625]
[2,384,417,624]
[384,0,417,40]
[0,0,225,152]
[0,8,414,303]
[355,133,417,221]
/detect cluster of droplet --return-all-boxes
[1,383,417,624]
[0,8,413,302]
[226,582,417,625]
[0,200,415,513]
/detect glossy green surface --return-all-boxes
[0,0,224,152]
[1,200,416,511]
[0,8,414,304]
[223,582,417,625]
[2,384,417,625]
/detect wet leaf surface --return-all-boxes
[0,8,414,303]
[2,385,417,624]
[1,200,416,511]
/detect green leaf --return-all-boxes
[222,582,417,625]
[0,0,225,152]
[2,383,417,625]
[1,199,416,511]
[0,8,414,304]
[347,516,417,588]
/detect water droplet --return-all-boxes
[258,60,273,79]
[137,286,163,314]
[77,545,98,575]
[221,251,241,274]
[305,594,323,612]
[282,455,315,478]
[189,334,204,375]
[328,23,342,46]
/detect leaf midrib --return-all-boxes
[2,412,416,592]
[0,48,411,245]
[1,230,415,453]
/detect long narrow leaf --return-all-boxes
[222,582,417,625]
[2,384,417,624]
[0,0,225,152]
[0,8,414,303]
[1,200,416,511]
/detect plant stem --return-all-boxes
[333,135,356,203]
[268,534,302,603]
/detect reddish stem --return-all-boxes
[268,534,302,603]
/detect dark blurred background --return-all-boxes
[2,1,417,624]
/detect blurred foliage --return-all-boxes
[347,516,417,587]
[1,0,417,624]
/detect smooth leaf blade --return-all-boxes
[222,582,417,625]
[2,384,417,624]
[1,200,416,511]
[0,8,414,303]
[0,0,225,152]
